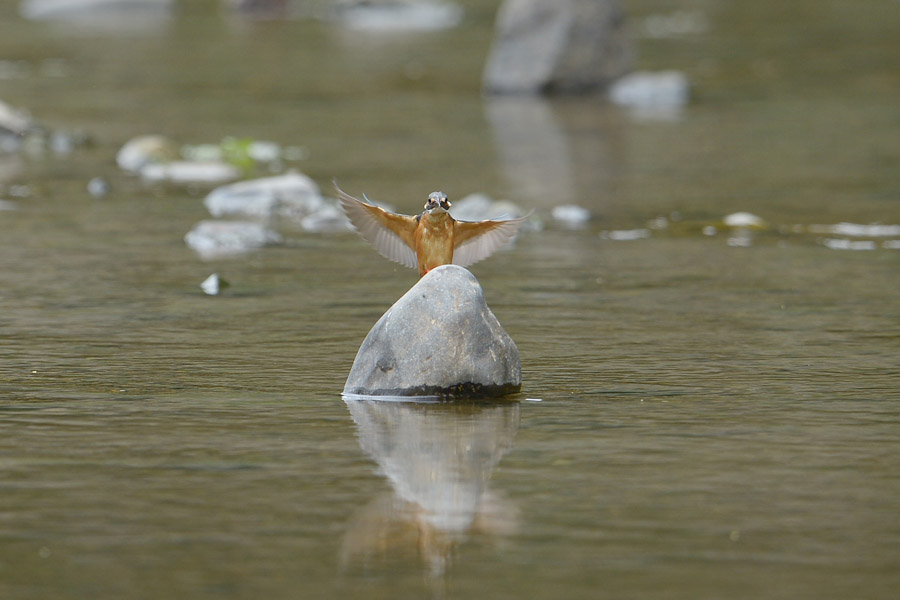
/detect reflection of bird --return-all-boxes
[336,184,529,276]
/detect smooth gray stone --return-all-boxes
[344,265,521,398]
[203,172,325,221]
[184,220,281,259]
[482,0,632,95]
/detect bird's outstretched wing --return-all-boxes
[452,213,531,268]
[335,184,419,270]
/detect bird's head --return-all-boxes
[424,191,451,214]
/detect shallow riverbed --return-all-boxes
[1,1,899,599]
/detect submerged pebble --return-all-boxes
[0,100,32,137]
[184,220,281,259]
[116,135,179,173]
[87,177,110,198]
[451,193,527,221]
[723,212,766,229]
[609,71,689,110]
[727,231,755,247]
[647,216,670,230]
[823,238,877,251]
[808,222,900,237]
[200,273,229,295]
[245,140,281,163]
[552,204,591,227]
[450,193,495,221]
[0,101,33,153]
[299,202,351,233]
[600,228,651,241]
[640,10,709,38]
[204,171,325,220]
[6,184,30,198]
[450,193,536,235]
[140,160,241,185]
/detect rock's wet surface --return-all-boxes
[344,265,521,398]
[1,2,899,599]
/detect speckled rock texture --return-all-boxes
[343,265,521,398]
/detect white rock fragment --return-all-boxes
[727,232,754,247]
[640,10,709,39]
[180,143,222,162]
[300,202,352,233]
[0,100,32,136]
[22,0,172,20]
[723,212,766,228]
[200,273,227,295]
[450,193,493,221]
[6,185,30,198]
[116,135,179,173]
[647,216,669,230]
[808,223,900,237]
[601,228,650,241]
[0,60,31,80]
[246,140,281,162]
[609,70,689,110]
[140,161,241,185]
[21,0,173,33]
[552,204,591,227]
[184,220,281,259]
[87,177,109,198]
[449,193,535,235]
[335,0,463,32]
[451,193,527,221]
[283,146,309,161]
[204,171,324,220]
[823,238,877,251]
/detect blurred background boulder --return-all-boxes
[483,0,632,94]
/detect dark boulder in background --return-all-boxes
[483,0,632,95]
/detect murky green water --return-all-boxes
[1,1,899,598]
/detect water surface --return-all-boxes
[1,1,899,599]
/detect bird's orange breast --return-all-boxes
[414,212,455,275]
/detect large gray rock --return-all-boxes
[344,265,521,398]
[482,0,632,95]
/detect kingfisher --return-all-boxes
[336,184,529,276]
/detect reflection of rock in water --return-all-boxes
[485,96,621,213]
[342,400,520,576]
[482,0,631,94]
[486,97,575,207]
